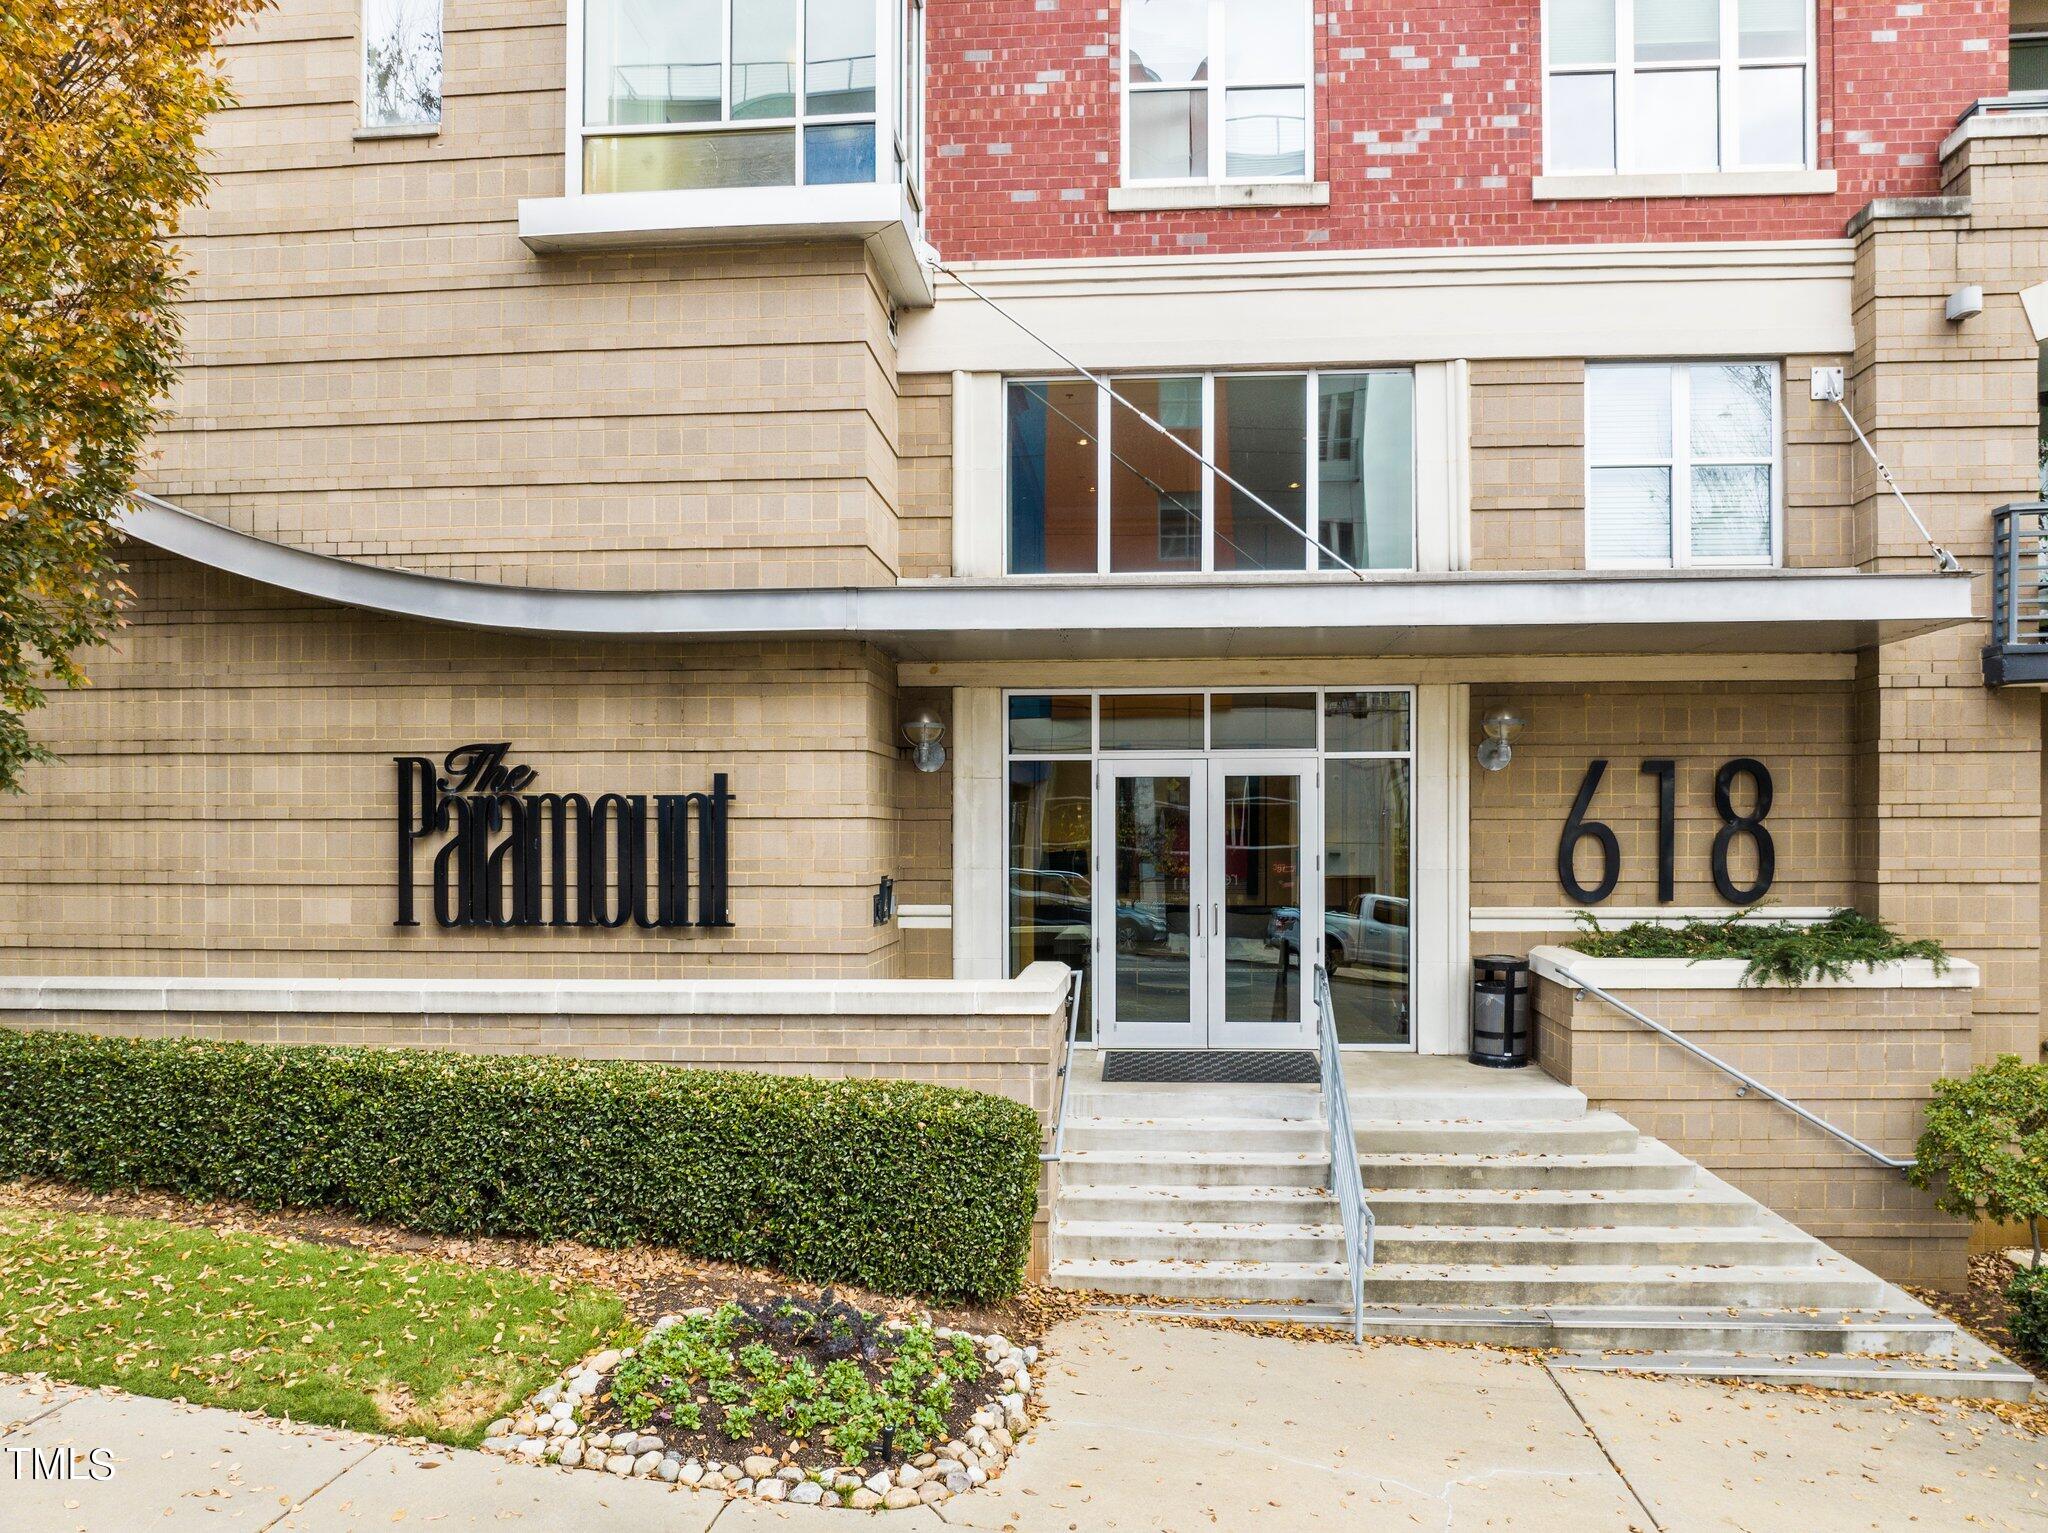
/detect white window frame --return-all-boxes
[1583,360,1783,571]
[1003,370,1418,577]
[563,0,910,198]
[1120,0,1314,187]
[1541,0,1816,176]
[1000,686,1417,1049]
[360,0,444,133]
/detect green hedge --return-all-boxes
[2009,1265,2048,1360]
[0,1030,1043,1303]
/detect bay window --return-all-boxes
[1585,362,1780,568]
[1006,371,1414,575]
[1545,0,1813,175]
[573,0,920,197]
[1124,0,1312,184]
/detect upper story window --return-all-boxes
[1123,0,1312,184]
[1006,371,1413,575]
[1545,0,1812,175]
[1586,362,1780,568]
[362,0,443,132]
[575,0,920,198]
[2016,28,2048,93]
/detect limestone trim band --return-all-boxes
[119,494,1976,658]
[0,964,1076,1020]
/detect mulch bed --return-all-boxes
[0,1178,1085,1344]
[1909,1251,2046,1386]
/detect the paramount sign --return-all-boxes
[394,743,733,931]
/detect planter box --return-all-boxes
[1527,946,1977,1286]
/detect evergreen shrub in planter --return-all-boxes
[0,1030,1042,1302]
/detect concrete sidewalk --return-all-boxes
[4,1316,2044,1531]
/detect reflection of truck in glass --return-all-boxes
[1267,894,1409,970]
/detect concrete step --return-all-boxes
[1105,1300,1967,1358]
[1060,1149,1328,1189]
[1359,1186,1757,1228]
[1065,1084,1321,1121]
[1549,1347,2038,1403]
[1358,1147,1699,1191]
[1054,1220,1340,1262]
[1350,1262,1889,1309]
[1368,1224,1819,1267]
[1351,1113,1640,1155]
[1063,1116,1326,1154]
[1055,1184,1340,1224]
[1049,1256,1350,1303]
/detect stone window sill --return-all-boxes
[1532,169,1837,200]
[1107,181,1330,212]
[354,124,441,142]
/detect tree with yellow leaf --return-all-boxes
[0,0,265,791]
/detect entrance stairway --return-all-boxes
[1048,1050,2034,1401]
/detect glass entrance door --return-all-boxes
[1096,758,1318,1050]
[1097,760,1206,1049]
[1209,760,1318,1049]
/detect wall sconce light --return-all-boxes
[1944,284,1984,324]
[873,875,896,925]
[1476,707,1525,773]
[902,707,947,773]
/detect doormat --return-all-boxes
[1101,1050,1319,1084]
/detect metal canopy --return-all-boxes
[123,494,1976,660]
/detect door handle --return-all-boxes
[1193,905,1201,938]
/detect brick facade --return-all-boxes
[926,1,2008,262]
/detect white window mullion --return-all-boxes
[566,0,586,194]
[1303,371,1319,571]
[1200,373,1218,574]
[1672,365,1693,567]
[1096,381,1113,574]
[1717,0,1737,170]
[1208,0,1226,181]
[1614,0,1634,173]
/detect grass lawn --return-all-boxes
[0,1207,624,1446]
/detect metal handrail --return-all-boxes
[1038,969,1086,1164]
[1314,964,1373,1342]
[1548,960,1915,1173]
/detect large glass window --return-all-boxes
[1003,690,1414,1046]
[363,0,443,131]
[2016,30,2048,94]
[1124,0,1311,183]
[1545,0,1812,174]
[1006,372,1414,575]
[580,0,893,193]
[1586,361,1779,567]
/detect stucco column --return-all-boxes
[951,686,1005,979]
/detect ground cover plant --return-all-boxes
[0,1029,1043,1301]
[1569,906,1948,986]
[600,1292,993,1468]
[0,1206,623,1445]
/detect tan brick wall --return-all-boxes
[1468,358,1855,572]
[1536,972,1971,1284]
[1469,360,1583,571]
[149,0,915,592]
[0,552,927,979]
[899,375,955,579]
[1470,680,1858,953]
[1849,130,2048,1067]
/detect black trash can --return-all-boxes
[1470,955,1533,1068]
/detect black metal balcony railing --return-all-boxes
[1985,502,2048,686]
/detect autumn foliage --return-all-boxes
[0,0,265,791]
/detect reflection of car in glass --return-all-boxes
[1011,867,1169,953]
[1268,894,1409,970]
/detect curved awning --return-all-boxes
[121,492,1977,661]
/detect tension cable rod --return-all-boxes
[933,260,1367,580]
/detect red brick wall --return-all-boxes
[926,2,2008,261]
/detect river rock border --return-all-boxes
[479,1312,1036,1511]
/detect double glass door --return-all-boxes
[1096,756,1320,1049]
